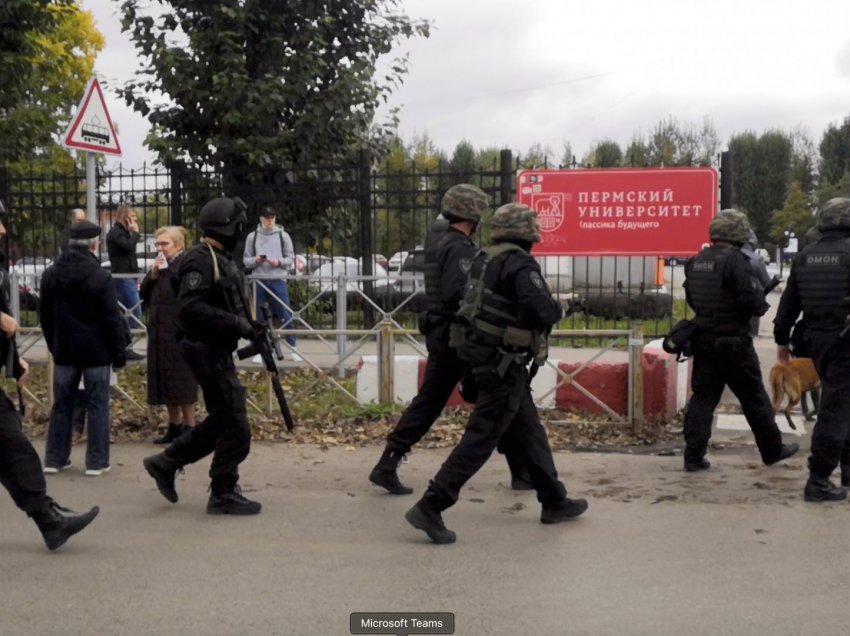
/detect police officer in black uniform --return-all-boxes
[369,184,530,495]
[0,200,99,550]
[682,210,798,472]
[405,203,588,544]
[774,197,850,502]
[143,197,262,515]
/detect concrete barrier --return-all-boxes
[355,340,692,421]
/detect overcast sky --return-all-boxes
[80,0,850,169]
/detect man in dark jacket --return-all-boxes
[774,198,850,502]
[106,205,144,360]
[405,203,588,544]
[40,221,127,476]
[682,211,798,472]
[143,197,262,516]
[369,184,530,495]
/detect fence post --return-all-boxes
[336,272,347,379]
[499,149,513,206]
[169,162,183,226]
[377,320,394,403]
[358,146,375,329]
[628,321,645,431]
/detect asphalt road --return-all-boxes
[2,442,848,636]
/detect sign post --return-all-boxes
[61,77,122,222]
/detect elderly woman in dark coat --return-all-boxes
[140,226,198,444]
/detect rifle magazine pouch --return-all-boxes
[448,322,467,350]
[662,319,697,358]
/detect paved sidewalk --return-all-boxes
[1,442,847,635]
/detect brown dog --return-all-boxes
[769,358,821,430]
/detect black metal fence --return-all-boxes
[0,150,681,337]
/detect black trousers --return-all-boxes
[427,364,567,510]
[683,335,783,463]
[808,334,850,479]
[0,393,48,513]
[166,343,250,492]
[386,330,523,467]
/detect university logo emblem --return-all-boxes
[531,193,565,232]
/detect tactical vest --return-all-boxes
[423,219,465,315]
[205,241,249,319]
[686,246,739,322]
[793,236,850,330]
[451,242,545,364]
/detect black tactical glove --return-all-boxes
[235,317,254,339]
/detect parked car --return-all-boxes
[390,249,426,312]
[11,256,53,293]
[312,258,392,307]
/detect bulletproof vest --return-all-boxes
[793,236,850,330]
[686,246,739,321]
[205,242,249,318]
[423,219,466,314]
[453,243,543,360]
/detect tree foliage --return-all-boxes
[583,139,623,168]
[769,180,814,243]
[0,0,103,163]
[728,130,794,239]
[117,0,429,171]
[819,116,850,188]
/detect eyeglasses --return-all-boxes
[154,241,172,247]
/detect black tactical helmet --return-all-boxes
[198,197,247,248]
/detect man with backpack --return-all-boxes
[242,207,298,356]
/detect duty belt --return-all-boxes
[473,318,534,347]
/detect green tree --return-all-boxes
[728,129,793,239]
[583,139,623,168]
[117,1,429,172]
[0,1,103,163]
[646,116,719,167]
[623,135,650,167]
[819,116,850,187]
[769,180,815,243]
[449,140,477,184]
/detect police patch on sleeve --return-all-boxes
[459,257,472,274]
[185,271,203,290]
[530,271,544,289]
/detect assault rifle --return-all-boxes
[236,302,294,431]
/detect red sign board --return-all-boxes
[516,167,718,256]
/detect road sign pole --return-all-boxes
[86,152,96,223]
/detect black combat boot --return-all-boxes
[369,447,413,495]
[29,499,100,551]
[153,423,182,445]
[207,485,262,515]
[405,492,456,544]
[541,498,589,524]
[804,477,847,502]
[684,457,711,472]
[143,452,181,503]
[842,465,850,488]
[764,443,800,466]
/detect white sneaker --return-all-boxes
[85,466,111,477]
[43,461,72,474]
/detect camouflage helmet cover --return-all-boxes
[490,203,542,243]
[709,209,751,245]
[441,184,489,223]
[817,197,850,231]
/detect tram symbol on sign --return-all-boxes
[81,116,110,147]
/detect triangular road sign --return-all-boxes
[62,77,122,156]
